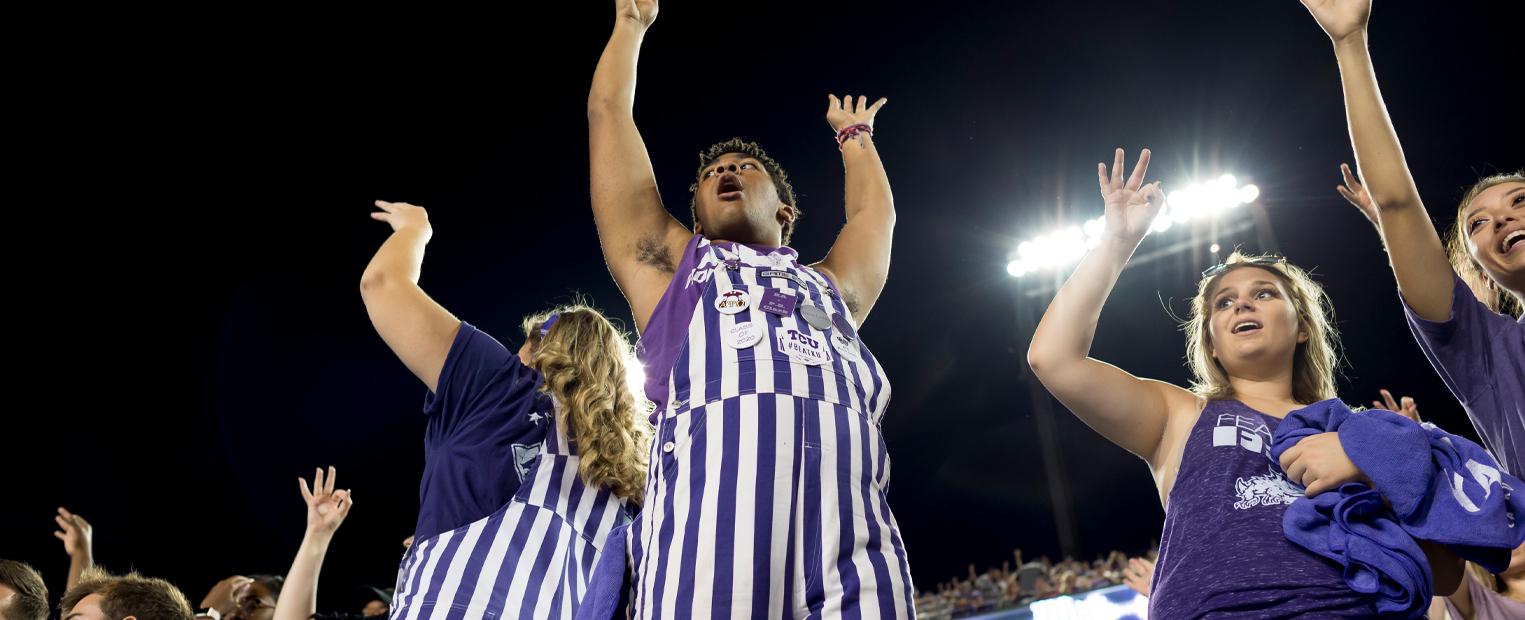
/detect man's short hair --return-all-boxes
[59,567,195,620]
[0,560,49,620]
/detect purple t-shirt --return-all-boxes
[413,321,553,542]
[1402,275,1525,475]
[1150,400,1376,618]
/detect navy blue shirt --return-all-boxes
[414,321,553,542]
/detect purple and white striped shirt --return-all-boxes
[391,322,632,619]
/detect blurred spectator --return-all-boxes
[0,560,49,620]
[60,568,195,620]
[914,546,1150,617]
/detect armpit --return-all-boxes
[636,235,676,274]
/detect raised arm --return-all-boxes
[359,201,461,393]
[273,466,354,620]
[53,507,93,593]
[587,0,691,331]
[1026,149,1196,463]
[1302,0,1455,320]
[814,94,895,325]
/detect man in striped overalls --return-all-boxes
[587,1,915,616]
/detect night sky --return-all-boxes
[10,0,1521,611]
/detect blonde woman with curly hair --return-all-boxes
[360,200,650,619]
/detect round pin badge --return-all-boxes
[832,311,857,337]
[799,303,833,330]
[728,322,763,349]
[714,289,750,315]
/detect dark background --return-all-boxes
[8,0,1520,612]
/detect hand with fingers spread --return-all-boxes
[371,200,432,238]
[299,466,353,538]
[54,507,92,559]
[1098,148,1166,246]
[1335,162,1379,226]
[1278,432,1368,497]
[1122,557,1154,597]
[54,507,94,591]
[1300,0,1372,45]
[615,0,658,29]
[1370,388,1420,423]
[817,91,897,325]
[826,94,888,133]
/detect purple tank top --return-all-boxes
[1150,400,1377,618]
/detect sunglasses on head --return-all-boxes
[1201,253,1286,279]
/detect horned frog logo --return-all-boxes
[511,442,543,482]
[1234,465,1302,510]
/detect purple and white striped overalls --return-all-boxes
[630,235,915,618]
[391,408,632,620]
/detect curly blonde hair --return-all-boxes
[1183,252,1341,405]
[523,304,651,503]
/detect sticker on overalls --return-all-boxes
[768,253,792,269]
[777,328,833,366]
[714,289,749,314]
[758,269,804,286]
[728,322,763,349]
[758,288,797,316]
[830,331,860,361]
